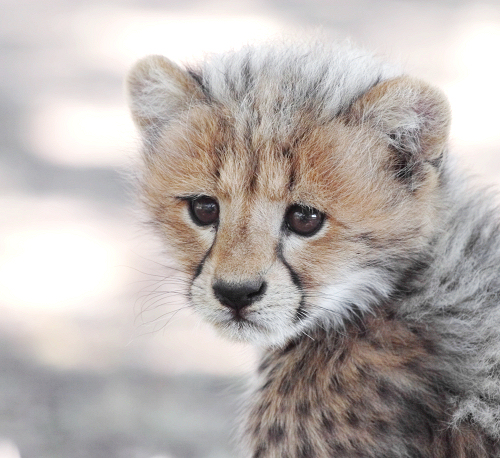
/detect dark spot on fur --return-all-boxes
[445,279,460,293]
[293,356,307,374]
[368,334,384,351]
[393,157,415,181]
[298,442,315,458]
[278,377,294,396]
[329,442,347,454]
[297,400,311,417]
[330,375,343,394]
[321,412,335,433]
[297,425,315,458]
[213,144,224,158]
[408,323,423,337]
[396,393,438,443]
[248,172,258,192]
[255,401,270,417]
[464,229,482,257]
[403,358,423,374]
[281,340,298,355]
[355,318,369,338]
[282,146,292,158]
[421,337,439,356]
[428,152,444,170]
[375,419,391,435]
[337,349,348,364]
[391,257,431,298]
[346,409,361,427]
[268,422,285,443]
[252,443,266,458]
[376,379,396,403]
[406,445,427,458]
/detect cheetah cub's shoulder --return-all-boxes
[127,42,500,457]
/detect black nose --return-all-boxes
[212,280,267,312]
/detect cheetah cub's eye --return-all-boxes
[189,196,219,226]
[285,204,325,236]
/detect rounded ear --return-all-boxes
[347,76,451,180]
[126,55,204,140]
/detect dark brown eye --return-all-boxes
[190,196,219,226]
[285,204,324,236]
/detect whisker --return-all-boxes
[135,296,190,326]
[155,306,194,335]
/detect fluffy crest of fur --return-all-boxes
[127,41,400,143]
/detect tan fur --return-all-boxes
[128,45,499,457]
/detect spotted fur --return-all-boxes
[127,41,500,456]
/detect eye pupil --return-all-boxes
[190,196,219,226]
[285,205,324,236]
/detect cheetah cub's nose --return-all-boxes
[212,280,267,312]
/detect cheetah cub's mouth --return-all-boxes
[127,50,449,348]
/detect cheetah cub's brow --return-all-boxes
[127,41,500,458]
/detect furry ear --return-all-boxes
[347,76,451,181]
[126,55,204,139]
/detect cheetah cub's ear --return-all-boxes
[126,55,204,141]
[348,76,451,182]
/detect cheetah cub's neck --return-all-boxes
[127,43,500,457]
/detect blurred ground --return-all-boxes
[1,0,500,457]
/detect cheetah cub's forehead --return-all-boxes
[127,43,451,346]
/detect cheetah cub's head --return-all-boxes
[127,46,450,347]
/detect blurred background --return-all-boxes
[1,0,500,457]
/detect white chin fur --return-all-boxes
[210,315,315,348]
[309,266,395,328]
[191,299,309,348]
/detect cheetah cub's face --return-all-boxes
[127,52,450,347]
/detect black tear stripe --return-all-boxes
[276,242,307,323]
[192,232,217,283]
[193,249,210,281]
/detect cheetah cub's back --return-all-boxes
[127,42,500,457]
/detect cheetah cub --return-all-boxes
[127,42,500,457]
